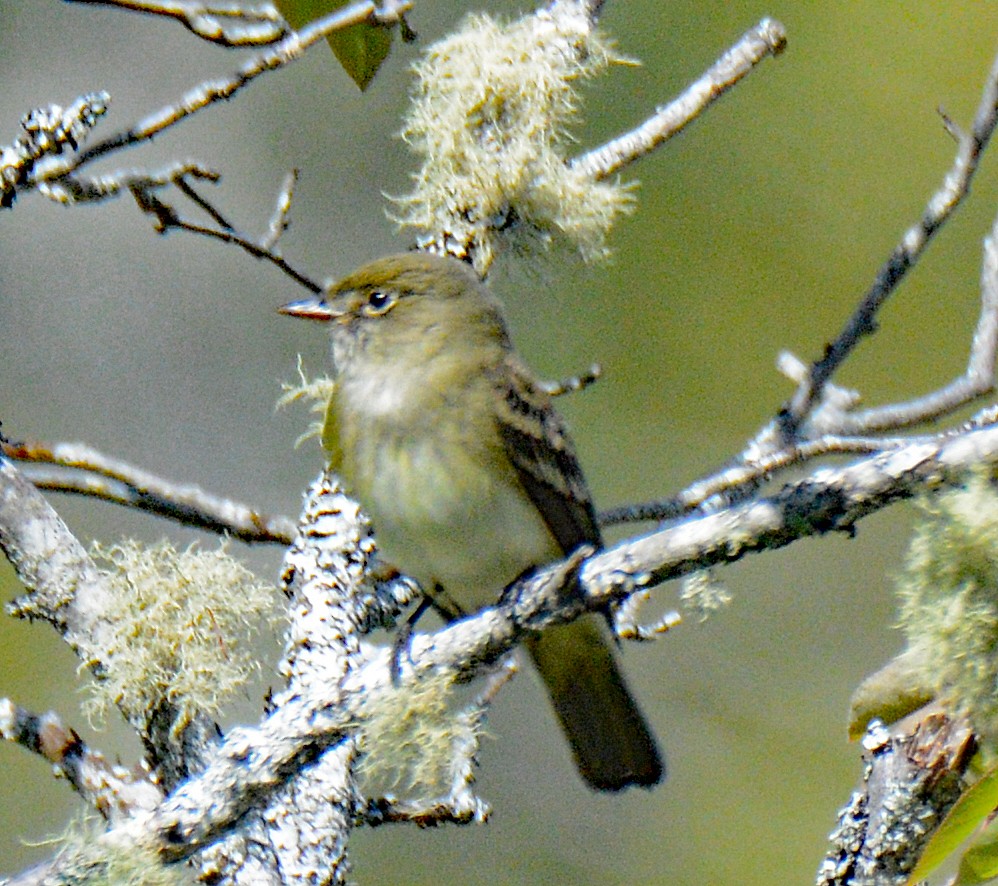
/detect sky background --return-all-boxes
[3,2,998,883]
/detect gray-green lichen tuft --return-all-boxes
[391,9,636,271]
[40,813,191,885]
[85,539,278,735]
[278,354,335,450]
[356,668,481,793]
[898,472,998,743]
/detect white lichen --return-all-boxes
[85,539,278,735]
[34,812,190,885]
[356,667,483,793]
[897,471,998,743]
[680,568,732,621]
[391,8,636,271]
[278,354,335,449]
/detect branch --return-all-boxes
[816,712,975,885]
[65,1,289,46]
[604,177,998,530]
[130,165,323,292]
[0,700,162,821]
[804,215,998,435]
[0,92,109,209]
[0,455,222,790]
[74,0,407,168]
[778,47,998,440]
[2,439,295,544]
[398,3,786,271]
[3,0,411,210]
[599,433,915,527]
[16,420,998,881]
[570,18,787,180]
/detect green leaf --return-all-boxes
[907,763,998,885]
[958,817,998,885]
[276,0,393,90]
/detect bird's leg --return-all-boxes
[498,545,595,625]
[390,584,466,683]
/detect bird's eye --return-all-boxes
[363,290,396,316]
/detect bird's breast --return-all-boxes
[337,388,558,610]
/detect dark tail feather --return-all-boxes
[526,615,663,791]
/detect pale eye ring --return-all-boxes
[365,290,395,315]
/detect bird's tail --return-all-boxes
[526,615,664,791]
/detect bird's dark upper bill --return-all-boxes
[278,298,334,321]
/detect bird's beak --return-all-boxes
[278,296,335,322]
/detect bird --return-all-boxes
[280,251,662,791]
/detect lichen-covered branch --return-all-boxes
[12,419,998,882]
[0,0,409,211]
[393,1,786,271]
[0,455,225,792]
[8,1,998,883]
[816,713,975,886]
[0,700,163,822]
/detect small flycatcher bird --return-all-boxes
[281,252,662,791]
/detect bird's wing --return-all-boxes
[494,356,602,554]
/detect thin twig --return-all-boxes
[36,0,409,180]
[2,439,296,544]
[359,797,489,828]
[570,18,787,180]
[65,0,289,46]
[538,363,602,397]
[806,214,998,435]
[0,699,162,821]
[38,160,219,204]
[599,432,919,527]
[609,83,998,532]
[131,169,323,292]
[261,168,298,252]
[778,48,998,441]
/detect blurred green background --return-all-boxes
[3,2,998,883]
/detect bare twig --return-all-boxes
[65,0,289,46]
[599,433,914,527]
[2,439,295,544]
[261,168,298,252]
[6,0,411,211]
[73,0,406,168]
[130,167,323,292]
[612,590,681,642]
[359,796,489,828]
[778,48,998,441]
[0,699,162,821]
[38,159,219,204]
[570,18,787,181]
[805,214,998,435]
[605,46,998,552]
